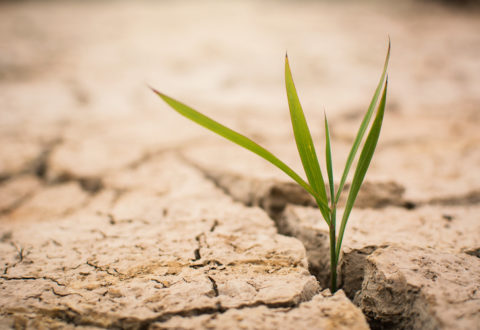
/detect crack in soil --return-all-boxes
[3,242,31,275]
[191,233,206,262]
[50,287,82,298]
[0,139,104,217]
[28,139,62,180]
[7,292,304,330]
[28,139,104,194]
[85,261,124,278]
[207,275,219,297]
[49,172,104,194]
[465,248,480,258]
[427,189,480,207]
[209,219,219,232]
[189,259,224,270]
[136,299,298,330]
[0,275,65,287]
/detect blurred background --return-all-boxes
[1,0,479,202]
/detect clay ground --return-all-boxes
[1,0,480,329]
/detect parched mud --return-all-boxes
[196,168,480,329]
[0,153,367,329]
[1,0,480,329]
[205,169,480,325]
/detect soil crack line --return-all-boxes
[191,233,204,262]
[0,275,65,286]
[207,275,219,297]
[135,298,299,329]
[3,242,30,274]
[85,261,124,278]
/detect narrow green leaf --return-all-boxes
[151,88,330,214]
[325,113,338,285]
[334,40,391,204]
[324,112,335,205]
[336,78,388,259]
[285,55,330,222]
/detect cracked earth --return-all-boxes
[1,0,480,329]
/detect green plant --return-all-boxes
[152,41,390,292]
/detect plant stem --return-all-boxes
[329,207,337,292]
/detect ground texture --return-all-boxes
[1,1,479,329]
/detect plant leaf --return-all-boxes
[325,113,337,269]
[324,112,335,205]
[334,40,391,204]
[151,88,330,213]
[285,55,330,222]
[335,77,388,259]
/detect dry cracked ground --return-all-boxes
[1,0,480,329]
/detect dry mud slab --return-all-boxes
[1,0,480,329]
[0,155,367,329]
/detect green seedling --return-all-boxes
[152,41,390,292]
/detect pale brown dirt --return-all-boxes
[0,0,479,329]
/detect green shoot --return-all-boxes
[324,113,337,291]
[285,54,330,222]
[152,41,389,293]
[152,89,330,213]
[336,78,388,261]
[334,40,390,204]
[324,113,335,205]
